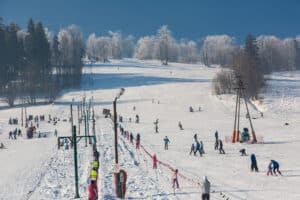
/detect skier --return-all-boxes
[90,167,98,181]
[250,153,259,172]
[164,136,170,150]
[0,142,5,149]
[194,133,198,141]
[130,133,134,144]
[178,121,184,130]
[54,129,58,137]
[136,133,141,149]
[219,139,225,154]
[18,129,22,137]
[154,119,159,133]
[214,139,219,150]
[267,162,273,176]
[92,159,99,171]
[190,143,195,155]
[152,154,158,169]
[13,128,17,139]
[270,160,282,175]
[200,176,211,200]
[93,149,99,161]
[214,131,219,142]
[189,106,194,112]
[8,131,13,139]
[200,141,205,154]
[135,114,139,123]
[87,180,98,200]
[172,169,179,189]
[194,141,202,156]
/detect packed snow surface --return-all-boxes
[1,59,300,200]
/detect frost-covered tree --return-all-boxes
[156,25,173,65]
[109,31,122,59]
[122,35,135,58]
[97,36,111,62]
[178,40,197,63]
[200,35,235,66]
[134,36,156,60]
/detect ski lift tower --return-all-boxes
[232,75,257,143]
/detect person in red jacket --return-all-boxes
[88,180,98,200]
[152,154,157,169]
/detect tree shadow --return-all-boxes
[80,73,210,91]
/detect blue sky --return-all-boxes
[1,0,300,43]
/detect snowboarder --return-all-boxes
[172,169,179,189]
[178,121,184,130]
[136,133,141,149]
[87,180,98,200]
[250,154,259,172]
[152,154,158,169]
[270,160,282,175]
[219,139,225,154]
[200,176,211,200]
[239,148,247,156]
[164,136,170,150]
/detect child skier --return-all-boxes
[164,136,170,150]
[270,160,282,175]
[267,162,273,176]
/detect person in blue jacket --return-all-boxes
[270,160,282,175]
[250,154,259,172]
[164,136,170,150]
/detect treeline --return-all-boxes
[87,25,300,74]
[0,17,84,106]
[86,25,198,65]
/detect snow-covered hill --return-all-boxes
[1,59,300,200]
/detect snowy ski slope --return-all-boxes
[1,59,300,200]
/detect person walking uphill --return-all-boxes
[88,180,98,200]
[164,136,170,150]
[250,153,259,172]
[152,154,158,169]
[200,176,211,200]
